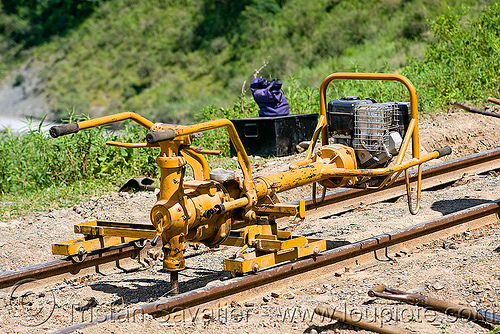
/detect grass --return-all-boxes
[0,155,268,220]
[1,0,493,122]
[0,114,159,194]
[0,114,160,219]
[0,114,269,220]
[0,179,116,220]
[489,326,500,334]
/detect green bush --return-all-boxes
[193,93,259,156]
[12,73,24,86]
[192,80,323,155]
[3,0,482,121]
[2,1,500,198]
[0,114,158,194]
[404,3,500,111]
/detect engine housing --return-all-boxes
[328,96,410,168]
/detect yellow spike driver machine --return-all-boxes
[49,73,451,294]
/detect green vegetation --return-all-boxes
[0,179,114,220]
[0,115,157,218]
[193,79,320,155]
[489,326,500,334]
[2,1,500,217]
[0,114,157,195]
[404,3,500,109]
[0,0,494,122]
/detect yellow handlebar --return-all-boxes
[49,112,154,138]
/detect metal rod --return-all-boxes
[488,97,500,105]
[295,147,500,211]
[152,119,255,193]
[319,73,420,159]
[3,147,500,291]
[450,101,500,118]
[50,200,500,333]
[170,271,179,295]
[369,285,500,324]
[315,304,412,334]
[0,243,147,290]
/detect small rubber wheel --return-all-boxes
[134,239,147,249]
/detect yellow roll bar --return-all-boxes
[302,72,420,165]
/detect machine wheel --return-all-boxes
[230,271,244,278]
[251,262,260,274]
[71,247,87,263]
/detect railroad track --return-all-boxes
[1,148,499,333]
[52,199,500,334]
[2,147,499,290]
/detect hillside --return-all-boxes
[0,0,496,123]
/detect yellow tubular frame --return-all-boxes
[71,74,433,215]
[71,113,251,188]
[160,119,255,197]
[296,73,426,213]
[302,72,420,164]
[77,111,154,130]
[74,112,215,181]
[180,146,211,180]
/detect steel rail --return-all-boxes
[233,146,500,229]
[0,242,146,290]
[1,148,499,290]
[303,146,500,209]
[51,199,500,334]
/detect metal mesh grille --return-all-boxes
[391,103,403,135]
[354,103,395,155]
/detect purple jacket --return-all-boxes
[250,78,289,117]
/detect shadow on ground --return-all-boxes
[430,198,491,215]
[89,267,233,304]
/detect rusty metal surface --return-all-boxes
[315,304,412,334]
[0,242,146,290]
[50,199,500,333]
[368,285,500,324]
[488,97,500,106]
[2,148,499,291]
[451,101,500,119]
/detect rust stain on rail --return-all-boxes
[0,242,146,290]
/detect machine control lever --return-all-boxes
[146,129,176,143]
[151,234,160,247]
[435,146,452,158]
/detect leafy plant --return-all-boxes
[489,326,500,334]
[2,0,500,219]
[2,0,490,121]
[404,3,500,111]
[0,113,158,195]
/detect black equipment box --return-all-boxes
[396,102,411,138]
[230,113,318,157]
